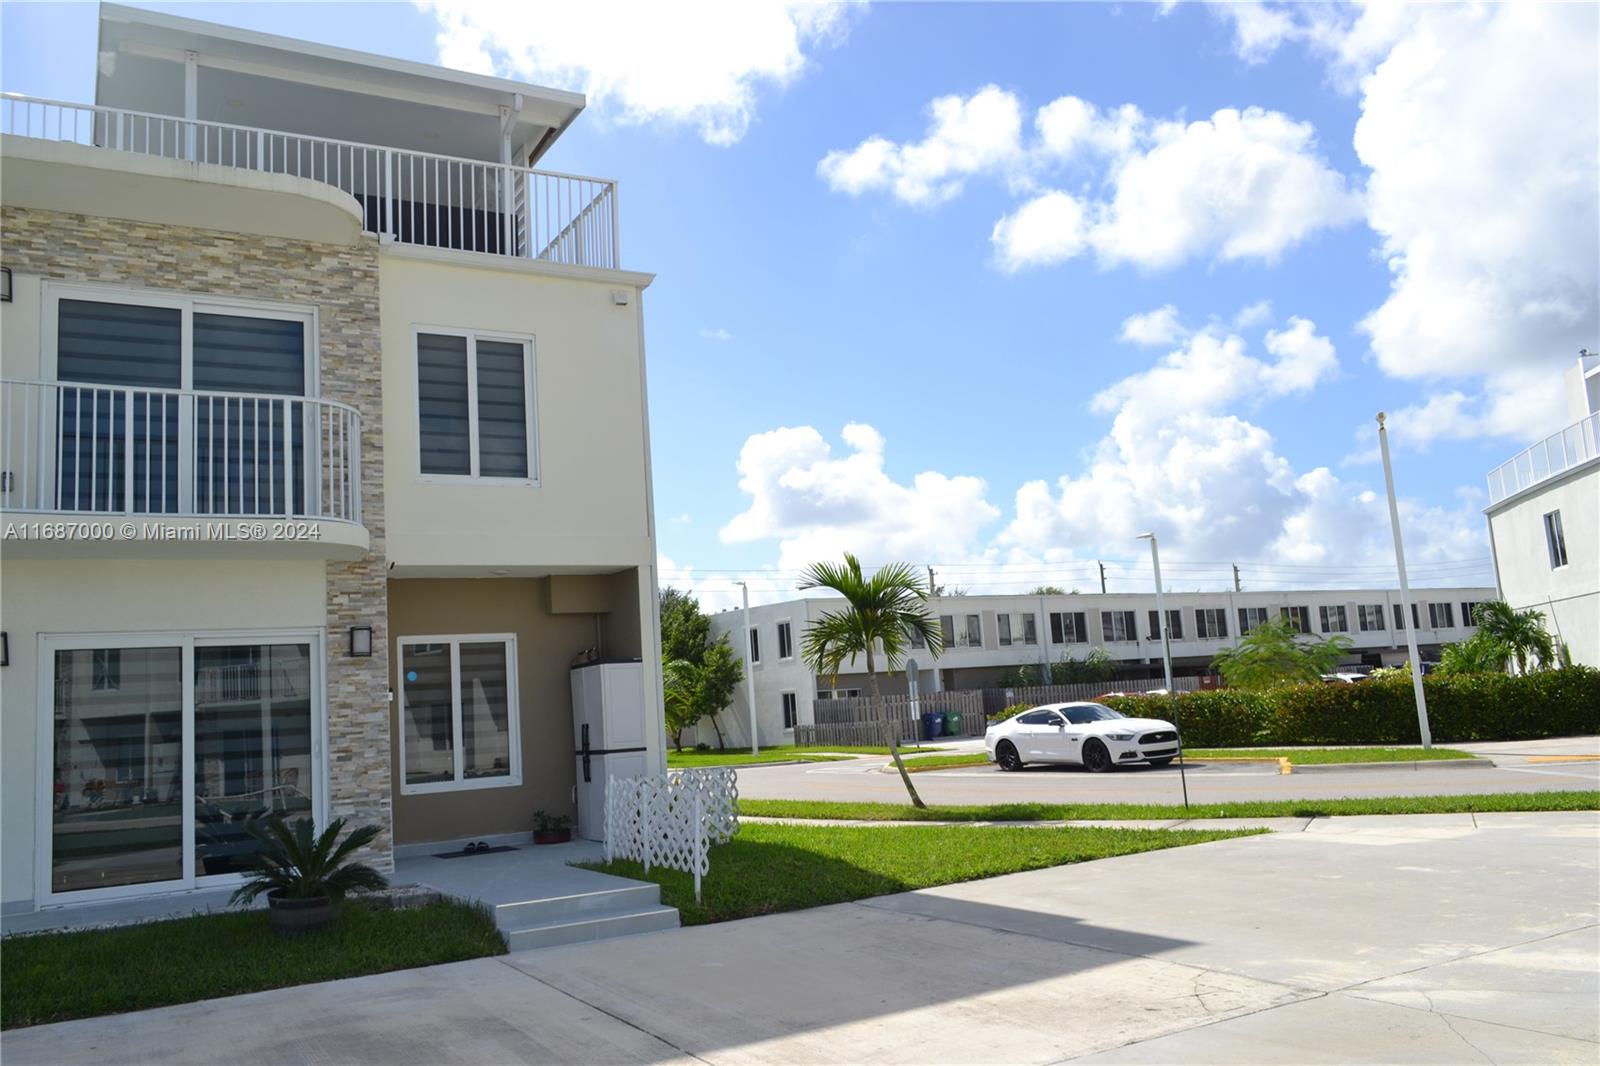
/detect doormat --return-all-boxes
[433,845,520,859]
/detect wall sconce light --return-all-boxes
[1,267,12,303]
[1,632,8,667]
[349,626,373,658]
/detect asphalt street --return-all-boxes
[733,736,1600,805]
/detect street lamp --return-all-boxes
[1376,413,1433,749]
[1137,532,1187,808]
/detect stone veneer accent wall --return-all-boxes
[1,206,394,870]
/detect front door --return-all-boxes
[45,634,321,902]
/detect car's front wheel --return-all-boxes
[995,741,1023,772]
[1082,739,1113,773]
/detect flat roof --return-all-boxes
[95,2,585,163]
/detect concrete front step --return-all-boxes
[494,882,662,927]
[503,904,681,952]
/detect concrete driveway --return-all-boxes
[734,735,1600,806]
[6,810,1595,1064]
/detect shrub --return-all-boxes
[988,703,1031,723]
[1104,667,1599,747]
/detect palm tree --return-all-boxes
[1472,600,1556,674]
[1436,630,1511,676]
[799,553,943,807]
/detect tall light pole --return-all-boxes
[1138,532,1186,808]
[738,580,759,755]
[1376,413,1433,749]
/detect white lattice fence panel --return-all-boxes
[604,767,740,901]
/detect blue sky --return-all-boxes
[5,2,1595,606]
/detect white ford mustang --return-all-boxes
[985,702,1181,773]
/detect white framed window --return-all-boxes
[966,614,983,647]
[1050,612,1088,644]
[1461,602,1480,627]
[1428,602,1455,629]
[1102,610,1137,642]
[1358,604,1386,631]
[1238,607,1270,634]
[415,327,537,483]
[1281,606,1312,634]
[396,634,520,795]
[777,621,794,660]
[42,283,318,516]
[781,692,798,729]
[1320,606,1349,633]
[748,627,761,665]
[1544,510,1568,568]
[940,615,981,648]
[998,613,1039,647]
[1148,609,1184,641]
[1394,602,1421,631]
[38,629,324,906]
[1195,609,1227,640]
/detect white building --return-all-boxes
[1,5,665,920]
[1485,352,1600,667]
[704,585,1495,747]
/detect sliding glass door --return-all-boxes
[46,635,321,901]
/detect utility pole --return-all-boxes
[1232,564,1242,593]
[1376,412,1433,749]
[1139,532,1186,808]
[927,565,937,595]
[738,581,759,755]
[1098,561,1107,594]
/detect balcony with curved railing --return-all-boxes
[1,379,367,557]
[2,93,620,271]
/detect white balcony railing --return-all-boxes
[2,93,620,270]
[1,379,361,523]
[1486,412,1600,505]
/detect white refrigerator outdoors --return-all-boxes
[570,661,651,841]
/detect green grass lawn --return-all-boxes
[1186,747,1476,764]
[581,822,1257,925]
[901,752,992,772]
[666,744,945,768]
[738,790,1600,823]
[1,900,506,1030]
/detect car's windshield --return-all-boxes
[1063,704,1125,725]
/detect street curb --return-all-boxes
[1289,757,1488,774]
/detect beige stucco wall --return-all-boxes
[0,559,327,908]
[388,577,600,845]
[377,251,654,571]
[1,195,393,889]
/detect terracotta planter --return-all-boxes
[532,829,572,845]
[267,889,334,935]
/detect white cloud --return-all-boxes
[824,88,1359,271]
[1118,305,1186,347]
[1261,317,1338,394]
[818,84,1025,206]
[1209,0,1305,64]
[656,554,746,613]
[699,327,733,341]
[1352,2,1597,436]
[1232,299,1274,330]
[718,422,1000,572]
[1074,106,1362,270]
[416,1,856,146]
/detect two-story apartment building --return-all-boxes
[0,5,666,920]
[708,585,1495,747]
[1485,352,1599,667]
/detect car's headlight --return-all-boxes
[1106,732,1134,741]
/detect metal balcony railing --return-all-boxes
[2,93,620,270]
[1486,412,1600,505]
[1,379,361,523]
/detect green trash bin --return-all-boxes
[942,709,962,736]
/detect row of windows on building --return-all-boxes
[750,601,1482,663]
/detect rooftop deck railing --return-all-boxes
[1486,412,1600,505]
[2,93,620,270]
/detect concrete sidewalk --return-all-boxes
[5,811,1596,1064]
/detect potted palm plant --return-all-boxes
[531,810,573,845]
[231,816,388,935]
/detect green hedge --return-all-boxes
[1103,667,1600,747]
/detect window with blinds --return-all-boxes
[417,331,533,480]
